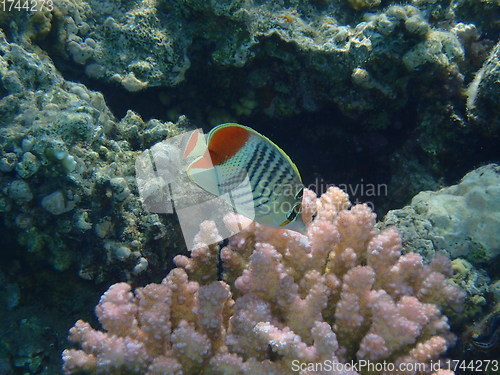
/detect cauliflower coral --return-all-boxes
[63,187,464,375]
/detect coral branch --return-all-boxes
[63,188,464,374]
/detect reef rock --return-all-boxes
[0,30,187,281]
[382,163,500,266]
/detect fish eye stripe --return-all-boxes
[279,219,291,227]
[286,209,298,221]
[296,188,303,199]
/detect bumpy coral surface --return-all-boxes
[22,0,492,122]
[381,163,499,325]
[0,30,187,281]
[382,163,500,265]
[466,41,499,132]
[63,187,465,374]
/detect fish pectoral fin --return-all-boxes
[187,157,221,196]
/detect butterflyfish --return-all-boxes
[183,123,306,234]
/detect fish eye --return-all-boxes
[295,187,303,200]
[280,204,299,226]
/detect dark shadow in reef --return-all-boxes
[0,233,104,375]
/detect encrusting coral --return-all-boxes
[0,29,188,281]
[62,187,465,374]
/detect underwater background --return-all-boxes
[0,0,498,374]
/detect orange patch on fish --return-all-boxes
[208,126,249,166]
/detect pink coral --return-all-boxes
[62,187,465,374]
